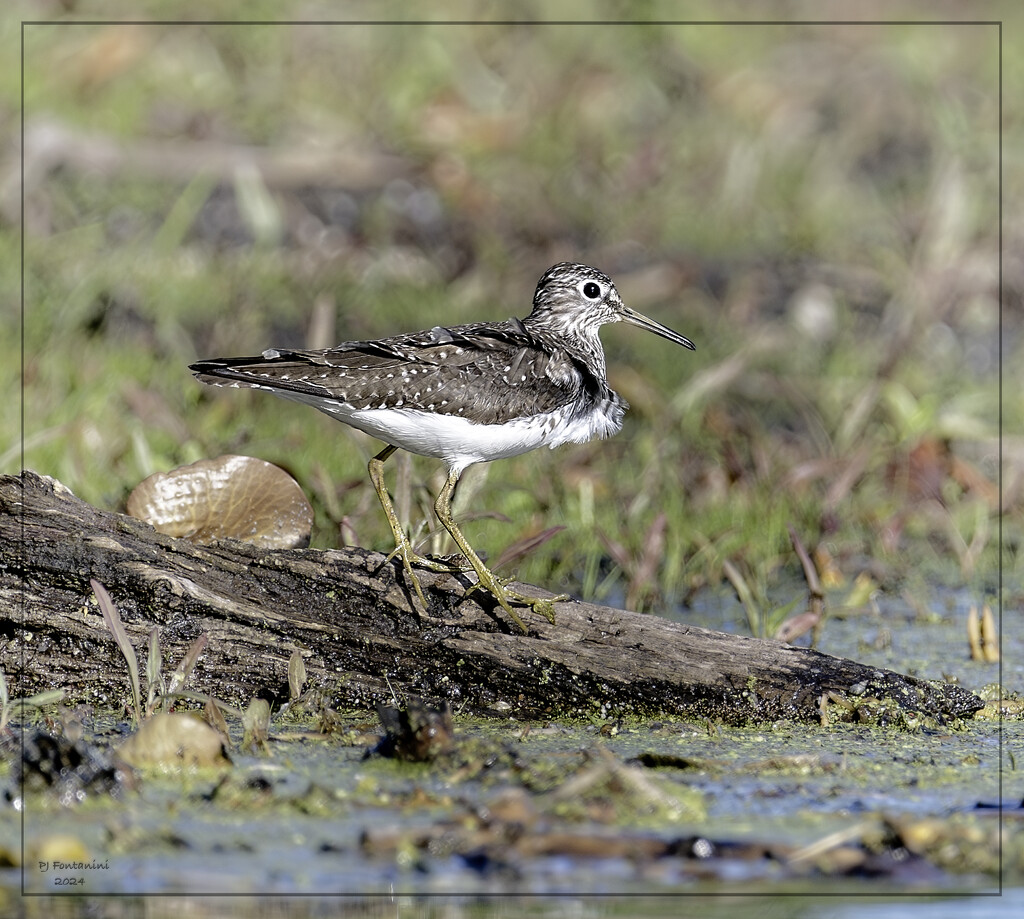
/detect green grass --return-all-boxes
[6,12,1015,625]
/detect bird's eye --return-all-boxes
[582,281,602,300]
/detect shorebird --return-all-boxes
[190,262,695,631]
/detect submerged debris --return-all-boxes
[370,698,456,762]
[7,728,134,807]
[118,712,231,769]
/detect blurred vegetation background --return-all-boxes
[4,4,1016,633]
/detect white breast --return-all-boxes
[340,399,624,475]
[238,383,626,475]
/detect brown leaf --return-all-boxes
[127,455,313,548]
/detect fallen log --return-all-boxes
[0,471,982,725]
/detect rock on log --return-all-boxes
[0,472,982,724]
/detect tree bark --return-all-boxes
[1,472,982,725]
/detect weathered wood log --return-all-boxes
[1,471,982,724]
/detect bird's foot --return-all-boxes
[382,540,566,633]
[385,543,464,575]
[427,552,477,572]
[382,541,459,612]
[380,536,468,610]
[465,572,567,632]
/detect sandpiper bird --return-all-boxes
[190,262,695,632]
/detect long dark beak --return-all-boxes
[619,305,696,351]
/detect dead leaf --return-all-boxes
[127,455,313,548]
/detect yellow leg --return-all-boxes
[368,445,453,610]
[434,468,565,633]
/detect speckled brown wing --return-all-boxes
[190,320,594,426]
